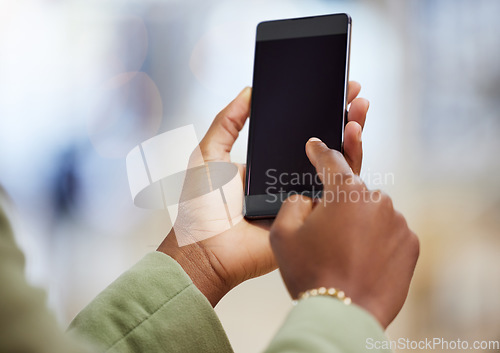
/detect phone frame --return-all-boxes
[244,13,352,219]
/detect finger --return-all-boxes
[236,163,246,188]
[343,121,363,175]
[305,138,353,189]
[199,87,251,162]
[347,97,369,129]
[347,81,361,104]
[273,194,314,235]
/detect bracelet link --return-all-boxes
[296,287,352,305]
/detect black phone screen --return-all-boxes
[245,14,351,217]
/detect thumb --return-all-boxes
[305,137,353,190]
[272,194,314,236]
[199,87,251,162]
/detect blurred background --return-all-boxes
[1,0,500,352]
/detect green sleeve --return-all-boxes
[0,200,91,353]
[265,296,392,353]
[2,193,391,353]
[68,252,233,353]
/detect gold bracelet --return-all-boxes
[296,287,352,305]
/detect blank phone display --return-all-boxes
[248,33,348,196]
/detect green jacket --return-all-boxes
[0,201,390,353]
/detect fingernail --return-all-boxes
[308,137,322,142]
[358,128,362,142]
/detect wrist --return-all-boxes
[157,229,229,307]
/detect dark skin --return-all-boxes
[158,83,369,307]
[270,139,420,328]
[158,86,419,328]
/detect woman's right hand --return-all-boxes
[270,138,420,328]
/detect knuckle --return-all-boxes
[285,194,302,203]
[394,213,420,261]
[370,189,383,202]
[372,191,394,213]
[409,231,420,260]
[394,210,407,227]
[380,192,394,210]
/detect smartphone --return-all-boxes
[244,13,352,219]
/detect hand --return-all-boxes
[269,139,419,328]
[158,84,369,306]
